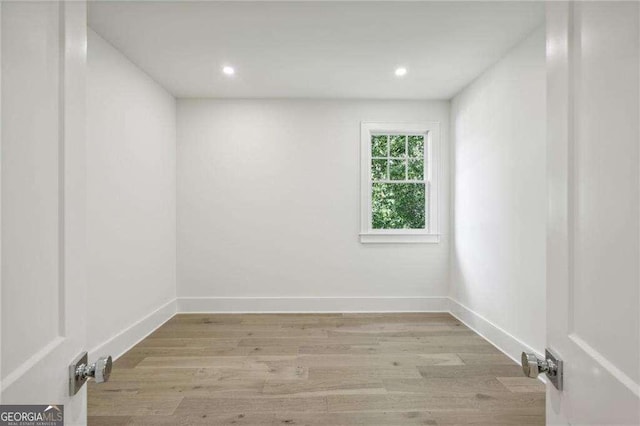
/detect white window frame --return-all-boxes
[360,121,440,244]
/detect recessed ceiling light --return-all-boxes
[222,66,235,76]
[395,67,407,77]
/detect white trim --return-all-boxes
[178,296,449,313]
[88,299,177,361]
[448,298,543,364]
[360,233,440,244]
[360,121,440,243]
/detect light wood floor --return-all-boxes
[88,313,545,425]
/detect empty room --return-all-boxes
[1,1,639,425]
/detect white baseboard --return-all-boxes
[88,298,177,361]
[448,297,542,364]
[177,296,450,313]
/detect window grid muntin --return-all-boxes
[370,133,428,182]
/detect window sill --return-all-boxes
[359,233,440,244]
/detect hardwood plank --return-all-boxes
[136,338,240,348]
[149,327,328,339]
[238,336,379,347]
[136,355,299,369]
[432,411,545,425]
[103,367,199,382]
[340,313,458,323]
[377,335,492,345]
[467,392,546,410]
[380,342,501,354]
[298,344,377,355]
[167,314,244,325]
[327,393,480,412]
[146,365,306,383]
[497,376,546,393]
[125,345,298,357]
[124,413,274,425]
[291,353,464,368]
[299,342,500,355]
[418,364,523,379]
[136,382,266,398]
[327,392,544,413]
[88,395,183,416]
[383,377,510,395]
[263,378,385,396]
[308,366,423,381]
[174,396,327,414]
[325,322,463,332]
[269,411,438,425]
[113,354,145,369]
[326,328,477,338]
[458,352,517,365]
[87,416,131,426]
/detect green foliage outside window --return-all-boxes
[408,135,424,157]
[408,159,424,180]
[372,183,426,229]
[389,135,406,157]
[389,159,406,180]
[371,135,388,157]
[370,134,426,230]
[371,159,386,180]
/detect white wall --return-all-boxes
[450,28,546,357]
[177,99,450,311]
[87,29,176,355]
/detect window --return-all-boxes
[360,122,440,243]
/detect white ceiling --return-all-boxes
[88,1,544,99]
